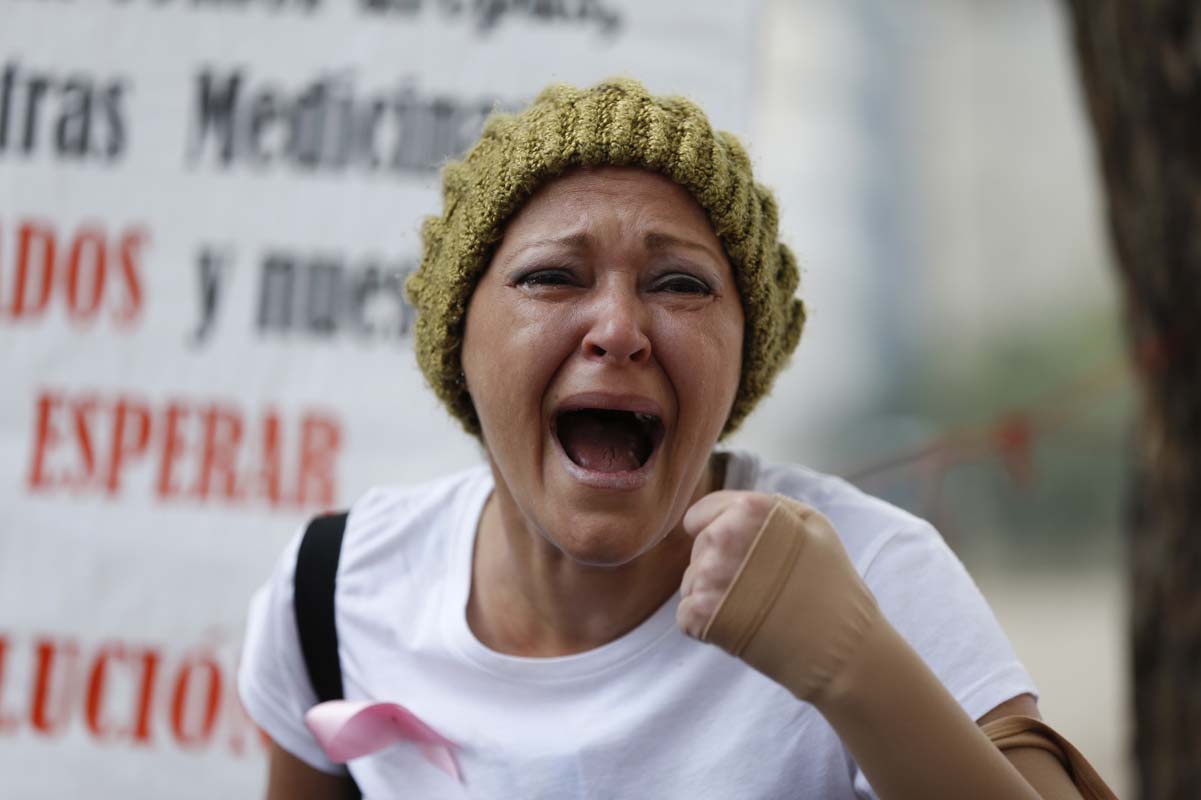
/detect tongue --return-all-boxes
[558,411,650,473]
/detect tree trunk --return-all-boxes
[1059,3,1201,798]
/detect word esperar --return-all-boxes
[187,69,512,175]
[27,390,342,511]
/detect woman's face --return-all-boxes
[462,167,745,566]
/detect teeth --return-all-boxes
[635,413,656,425]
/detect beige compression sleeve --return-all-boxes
[982,716,1118,800]
[699,496,877,700]
[699,496,1084,800]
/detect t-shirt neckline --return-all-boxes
[441,451,751,683]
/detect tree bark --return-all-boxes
[1060,3,1201,798]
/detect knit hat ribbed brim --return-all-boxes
[407,77,805,438]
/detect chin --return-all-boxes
[545,516,663,568]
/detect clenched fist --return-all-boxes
[676,491,880,702]
[676,490,780,638]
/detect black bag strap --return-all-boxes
[294,511,350,703]
[293,511,362,797]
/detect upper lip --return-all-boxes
[552,392,665,420]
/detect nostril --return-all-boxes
[581,318,651,363]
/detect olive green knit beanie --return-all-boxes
[407,77,805,438]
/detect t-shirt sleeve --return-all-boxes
[851,524,1038,798]
[237,527,347,775]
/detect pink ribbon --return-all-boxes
[304,700,463,783]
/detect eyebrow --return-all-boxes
[643,232,724,264]
[508,231,722,261]
[509,232,593,254]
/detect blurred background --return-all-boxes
[1,0,1130,795]
[744,1,1129,790]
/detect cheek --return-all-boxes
[655,311,743,413]
[463,298,578,426]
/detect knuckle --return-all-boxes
[750,492,779,517]
[677,597,707,637]
[690,591,721,622]
[689,573,719,597]
[690,559,733,597]
[711,522,751,559]
[707,523,737,550]
[732,493,758,515]
[679,564,696,597]
[729,492,772,527]
[696,546,730,577]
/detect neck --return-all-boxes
[467,454,725,657]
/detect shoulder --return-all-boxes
[345,463,492,543]
[336,463,492,578]
[724,449,931,574]
[725,450,1036,719]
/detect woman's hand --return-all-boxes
[676,490,780,638]
[675,490,879,703]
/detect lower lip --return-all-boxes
[551,430,661,491]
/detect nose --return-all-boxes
[580,284,651,365]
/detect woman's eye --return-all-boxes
[654,273,712,295]
[516,269,576,287]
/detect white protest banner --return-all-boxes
[0,1,762,796]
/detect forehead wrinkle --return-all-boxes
[506,231,594,257]
[643,231,724,266]
[498,175,725,268]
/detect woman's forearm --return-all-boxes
[811,614,1040,800]
[687,496,1050,799]
[686,496,1100,798]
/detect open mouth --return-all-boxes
[553,408,665,474]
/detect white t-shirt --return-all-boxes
[238,450,1036,799]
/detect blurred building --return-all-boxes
[738,0,1116,465]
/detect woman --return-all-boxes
[239,78,1114,799]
